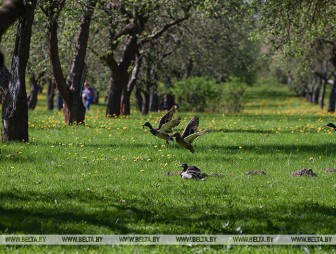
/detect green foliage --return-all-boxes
[250,0,336,55]
[250,0,336,103]
[160,2,261,85]
[222,78,246,113]
[169,77,246,113]
[1,0,261,98]
[171,77,220,112]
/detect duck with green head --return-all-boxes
[180,163,207,180]
[172,116,207,153]
[143,106,181,144]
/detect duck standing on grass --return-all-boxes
[172,116,207,153]
[326,123,336,131]
[180,163,207,180]
[143,106,181,144]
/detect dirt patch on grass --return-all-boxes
[208,173,224,177]
[291,168,317,177]
[324,168,336,173]
[245,170,266,175]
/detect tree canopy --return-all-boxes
[2,0,336,142]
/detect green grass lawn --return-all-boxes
[1,83,336,253]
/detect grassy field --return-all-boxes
[0,82,336,253]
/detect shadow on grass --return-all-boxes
[245,89,294,100]
[209,129,275,134]
[0,148,38,163]
[28,140,153,149]
[202,143,336,156]
[0,190,335,235]
[235,113,326,122]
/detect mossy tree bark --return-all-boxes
[1,0,36,142]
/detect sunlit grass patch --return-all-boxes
[0,84,336,253]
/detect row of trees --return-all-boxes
[251,0,336,112]
[1,0,336,142]
[0,0,259,142]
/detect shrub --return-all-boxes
[171,77,220,112]
[222,77,246,113]
[171,77,246,113]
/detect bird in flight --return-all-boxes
[143,106,181,144]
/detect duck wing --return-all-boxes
[184,129,207,144]
[158,106,176,129]
[159,117,181,134]
[187,166,202,173]
[181,116,199,139]
[187,167,206,179]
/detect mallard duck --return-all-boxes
[180,163,207,180]
[326,122,336,131]
[143,106,181,144]
[171,116,207,153]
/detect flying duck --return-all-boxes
[180,163,207,180]
[171,116,207,153]
[143,106,181,144]
[326,123,336,131]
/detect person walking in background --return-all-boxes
[160,94,178,111]
[56,90,63,111]
[82,81,94,110]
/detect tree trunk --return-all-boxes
[47,14,71,112]
[120,52,142,116]
[312,82,319,104]
[2,0,36,142]
[27,73,38,109]
[142,91,150,114]
[106,75,123,117]
[319,80,326,110]
[328,76,336,113]
[306,83,313,103]
[0,0,25,38]
[150,91,159,112]
[66,0,96,124]
[101,8,188,118]
[46,0,96,124]
[47,78,55,110]
[105,27,142,117]
[120,87,131,116]
[0,0,25,66]
[135,85,143,111]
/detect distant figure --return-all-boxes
[82,81,94,110]
[88,83,98,104]
[90,85,98,104]
[160,94,177,111]
[56,90,63,111]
